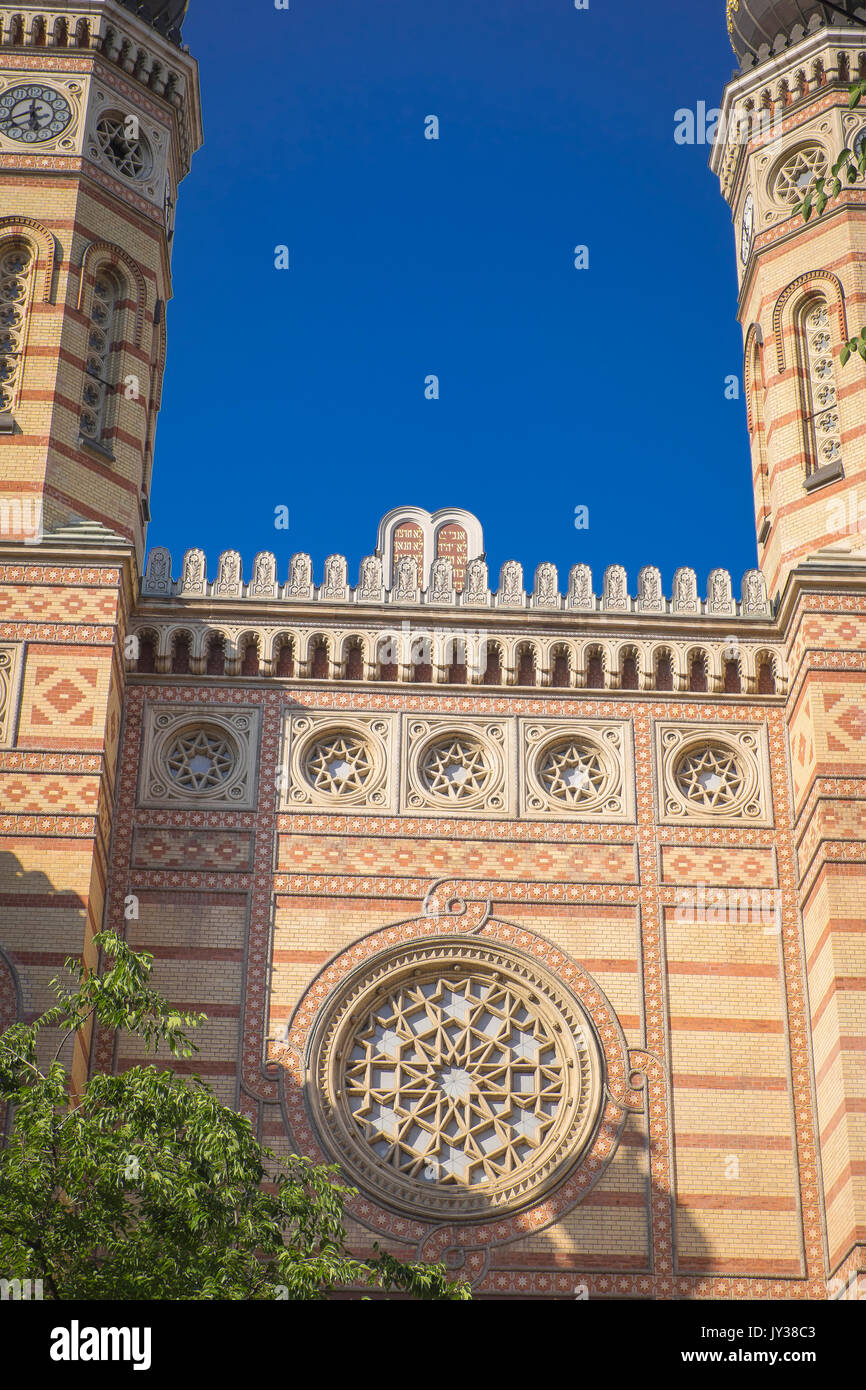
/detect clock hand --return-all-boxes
[27,101,41,131]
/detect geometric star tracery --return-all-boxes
[304,732,373,795]
[675,743,743,809]
[773,145,829,206]
[538,739,606,805]
[344,973,566,1189]
[421,737,491,801]
[165,727,235,792]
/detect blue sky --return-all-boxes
[149,0,754,598]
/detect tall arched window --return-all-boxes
[0,241,35,415]
[80,272,120,445]
[800,297,842,479]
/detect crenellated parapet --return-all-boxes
[142,545,773,619]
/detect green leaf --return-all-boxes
[841,343,852,366]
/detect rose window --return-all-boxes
[303,731,373,795]
[537,739,606,805]
[307,943,603,1218]
[95,113,152,179]
[772,145,829,206]
[164,726,236,793]
[421,736,490,801]
[675,743,744,810]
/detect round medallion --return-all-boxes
[675,741,744,811]
[0,84,73,143]
[420,734,491,802]
[95,112,152,180]
[163,724,237,794]
[306,940,604,1220]
[302,730,373,797]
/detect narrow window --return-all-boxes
[585,652,604,689]
[80,274,120,446]
[241,640,259,676]
[801,298,842,478]
[276,640,294,677]
[0,242,35,415]
[172,634,191,675]
[621,654,639,690]
[481,644,501,686]
[724,659,741,694]
[310,641,329,679]
[551,650,570,688]
[345,643,364,680]
[757,659,776,695]
[689,653,708,693]
[206,636,225,676]
[655,652,674,692]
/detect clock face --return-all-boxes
[740,192,754,266]
[0,84,73,144]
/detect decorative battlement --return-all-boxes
[142,544,772,620]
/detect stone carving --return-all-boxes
[707,568,734,615]
[321,554,349,600]
[179,548,206,596]
[603,565,628,611]
[741,569,769,616]
[532,563,559,608]
[428,556,454,604]
[636,565,664,612]
[215,549,242,597]
[356,555,384,602]
[497,560,524,607]
[286,553,313,599]
[463,557,490,605]
[567,564,594,610]
[249,551,277,598]
[143,546,172,596]
[392,556,420,602]
[672,567,698,614]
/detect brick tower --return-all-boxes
[714,0,866,1296]
[0,2,200,1089]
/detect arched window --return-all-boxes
[689,652,708,693]
[0,242,35,414]
[585,649,604,690]
[655,650,674,692]
[80,272,120,446]
[205,634,225,676]
[800,297,842,479]
[516,645,536,687]
[31,15,46,45]
[550,647,570,689]
[345,640,364,681]
[171,633,192,675]
[724,659,742,694]
[276,638,294,678]
[53,17,68,46]
[240,639,259,677]
[10,16,25,45]
[74,18,90,47]
[757,657,776,695]
[137,633,156,673]
[310,640,329,679]
[481,643,501,686]
[620,649,639,690]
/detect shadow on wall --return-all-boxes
[292,1066,714,1300]
[0,848,86,1124]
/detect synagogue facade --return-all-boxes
[0,0,864,1299]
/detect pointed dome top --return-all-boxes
[117,1,189,45]
[727,0,866,66]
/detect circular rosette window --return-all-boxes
[307,941,604,1220]
[303,731,374,798]
[526,727,622,815]
[414,730,502,811]
[661,727,765,822]
[289,718,388,807]
[162,724,239,797]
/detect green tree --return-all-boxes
[0,932,470,1301]
[796,74,866,365]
